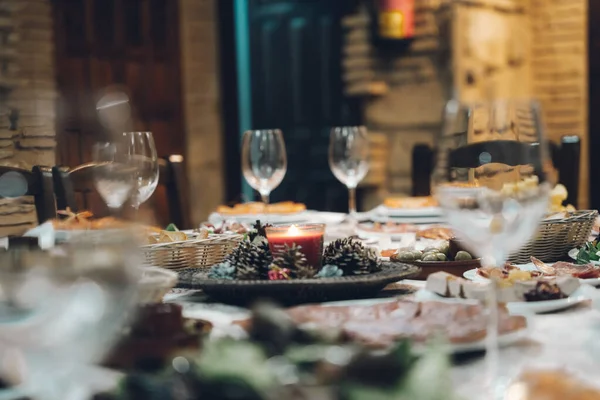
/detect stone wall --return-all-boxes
[178,0,225,225]
[0,0,57,236]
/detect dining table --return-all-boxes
[163,211,600,399]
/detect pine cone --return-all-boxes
[247,220,273,242]
[270,244,316,279]
[235,240,273,280]
[323,238,380,275]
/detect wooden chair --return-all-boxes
[52,154,190,228]
[0,166,56,223]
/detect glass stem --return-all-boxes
[348,187,357,216]
[260,193,269,205]
[482,252,504,398]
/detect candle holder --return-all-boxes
[265,224,325,270]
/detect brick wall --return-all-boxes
[530,0,588,208]
[343,0,588,204]
[178,0,225,225]
[0,0,56,236]
[342,1,450,195]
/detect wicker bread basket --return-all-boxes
[508,210,598,264]
[141,234,243,271]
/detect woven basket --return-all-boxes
[508,210,598,264]
[141,234,243,271]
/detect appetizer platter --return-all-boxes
[386,236,480,279]
[213,201,309,224]
[355,221,419,240]
[283,298,528,353]
[420,271,591,314]
[369,196,444,224]
[464,257,600,287]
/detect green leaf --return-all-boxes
[165,223,179,232]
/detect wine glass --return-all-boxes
[329,126,369,216]
[123,132,159,212]
[0,235,141,400]
[432,99,552,397]
[241,129,287,204]
[92,142,135,212]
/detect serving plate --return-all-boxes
[463,262,600,287]
[408,258,482,280]
[414,286,591,314]
[374,205,443,218]
[208,211,309,225]
[281,296,530,354]
[177,262,421,306]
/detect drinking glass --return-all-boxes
[0,235,141,400]
[432,99,552,397]
[123,132,159,212]
[92,142,135,211]
[241,129,287,204]
[329,126,369,216]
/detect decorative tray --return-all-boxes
[176,261,420,306]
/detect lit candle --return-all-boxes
[265,224,325,269]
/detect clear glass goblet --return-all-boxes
[329,126,369,216]
[123,131,159,213]
[241,129,287,205]
[432,99,553,397]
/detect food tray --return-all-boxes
[508,210,597,264]
[177,262,421,306]
[141,234,243,271]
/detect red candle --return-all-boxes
[266,224,325,270]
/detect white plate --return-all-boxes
[209,211,310,225]
[414,287,591,314]
[355,224,417,241]
[374,205,443,218]
[370,214,445,225]
[463,262,600,287]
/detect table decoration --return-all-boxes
[265,223,325,269]
[177,222,420,304]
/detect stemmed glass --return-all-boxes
[0,235,141,400]
[432,99,552,397]
[241,129,287,204]
[92,142,135,212]
[123,132,159,213]
[329,126,369,216]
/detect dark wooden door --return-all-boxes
[52,0,184,225]
[247,0,354,211]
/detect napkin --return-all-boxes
[23,221,56,250]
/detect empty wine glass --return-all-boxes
[329,126,369,216]
[241,129,287,204]
[92,142,135,211]
[432,99,552,397]
[123,132,159,212]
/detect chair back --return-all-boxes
[0,165,55,223]
[411,144,434,196]
[52,155,190,228]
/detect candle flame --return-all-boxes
[287,224,300,235]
